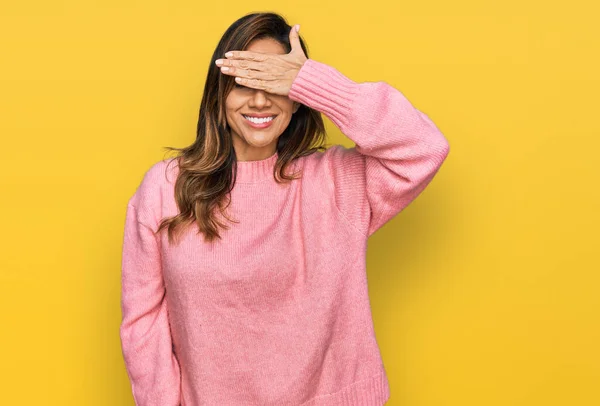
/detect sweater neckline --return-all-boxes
[234,150,278,183]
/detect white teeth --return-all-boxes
[243,115,275,124]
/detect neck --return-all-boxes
[234,147,277,162]
[233,149,278,183]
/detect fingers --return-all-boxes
[289,24,307,62]
[215,58,262,71]
[234,76,269,92]
[218,65,274,82]
[223,50,267,61]
[289,24,301,52]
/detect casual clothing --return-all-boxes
[120,58,450,405]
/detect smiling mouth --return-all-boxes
[242,114,277,122]
[241,114,277,129]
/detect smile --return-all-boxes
[242,114,277,128]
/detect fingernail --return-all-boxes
[296,24,300,33]
[225,52,233,58]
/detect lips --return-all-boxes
[243,113,278,118]
[242,114,276,128]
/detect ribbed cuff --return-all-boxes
[288,59,360,132]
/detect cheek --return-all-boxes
[276,102,295,119]
[224,111,234,126]
[224,93,243,118]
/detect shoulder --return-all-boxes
[299,144,364,179]
[296,145,367,208]
[127,158,179,224]
[296,144,370,237]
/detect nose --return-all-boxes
[248,89,271,108]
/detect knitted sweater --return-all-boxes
[119,58,450,406]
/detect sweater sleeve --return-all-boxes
[288,59,450,237]
[119,174,181,405]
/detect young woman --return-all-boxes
[119,12,450,406]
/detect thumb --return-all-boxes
[289,24,302,54]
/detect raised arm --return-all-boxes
[119,170,181,405]
[288,59,450,237]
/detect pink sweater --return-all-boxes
[120,59,450,406]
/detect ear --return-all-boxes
[292,101,300,114]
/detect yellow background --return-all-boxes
[1,1,598,405]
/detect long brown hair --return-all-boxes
[157,12,327,245]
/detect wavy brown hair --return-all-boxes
[156,12,328,245]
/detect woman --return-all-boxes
[119,12,450,406]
